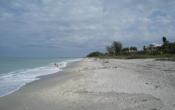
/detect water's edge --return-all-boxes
[0,58,82,97]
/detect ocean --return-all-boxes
[0,57,82,97]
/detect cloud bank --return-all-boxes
[0,0,175,57]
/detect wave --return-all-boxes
[0,58,82,97]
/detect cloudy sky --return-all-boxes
[0,0,175,57]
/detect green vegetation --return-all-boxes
[87,51,104,57]
[87,36,175,60]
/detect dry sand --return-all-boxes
[0,58,175,110]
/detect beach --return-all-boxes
[0,58,175,110]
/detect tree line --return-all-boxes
[87,36,175,57]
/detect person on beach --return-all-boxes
[54,63,58,68]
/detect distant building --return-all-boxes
[145,43,162,52]
[122,47,137,53]
[151,43,162,48]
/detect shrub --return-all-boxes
[87,51,104,57]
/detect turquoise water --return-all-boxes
[0,57,68,74]
[0,57,82,97]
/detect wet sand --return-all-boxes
[0,58,175,110]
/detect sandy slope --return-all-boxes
[0,58,175,110]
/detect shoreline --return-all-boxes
[0,59,81,98]
[0,58,175,110]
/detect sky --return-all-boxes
[0,0,175,57]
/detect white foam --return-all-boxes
[0,58,82,97]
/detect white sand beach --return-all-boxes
[0,58,175,110]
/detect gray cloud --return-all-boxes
[0,0,175,57]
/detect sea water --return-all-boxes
[0,57,82,97]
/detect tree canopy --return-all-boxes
[87,51,104,57]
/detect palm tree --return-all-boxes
[162,36,169,53]
[162,36,167,44]
[143,45,146,52]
